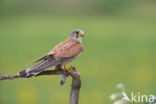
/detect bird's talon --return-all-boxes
[64,66,71,73]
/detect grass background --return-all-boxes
[0,0,156,104]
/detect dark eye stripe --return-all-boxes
[76,34,79,38]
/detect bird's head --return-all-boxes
[69,29,85,43]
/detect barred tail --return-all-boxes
[19,69,34,78]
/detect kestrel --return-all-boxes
[19,29,84,78]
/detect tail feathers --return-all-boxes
[19,58,60,78]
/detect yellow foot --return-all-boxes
[63,66,72,73]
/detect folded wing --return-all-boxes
[49,38,84,58]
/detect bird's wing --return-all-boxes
[30,55,48,63]
[29,39,68,64]
[29,54,54,64]
[48,38,84,58]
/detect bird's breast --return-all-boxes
[62,56,77,65]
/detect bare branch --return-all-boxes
[0,68,64,80]
[0,73,19,80]
[0,67,81,104]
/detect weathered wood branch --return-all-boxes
[0,73,19,80]
[69,68,81,104]
[0,67,81,104]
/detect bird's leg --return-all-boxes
[63,65,71,73]
[60,65,72,85]
[60,65,71,86]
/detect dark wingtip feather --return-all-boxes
[27,55,48,66]
[19,70,35,78]
[32,55,48,63]
[19,70,27,77]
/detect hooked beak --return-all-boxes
[81,34,85,37]
[78,31,85,37]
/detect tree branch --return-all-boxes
[0,73,19,80]
[70,68,81,104]
[0,67,81,104]
[0,68,64,80]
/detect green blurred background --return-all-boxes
[0,0,156,104]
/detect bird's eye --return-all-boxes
[76,31,79,34]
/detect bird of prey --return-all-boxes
[19,29,85,78]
